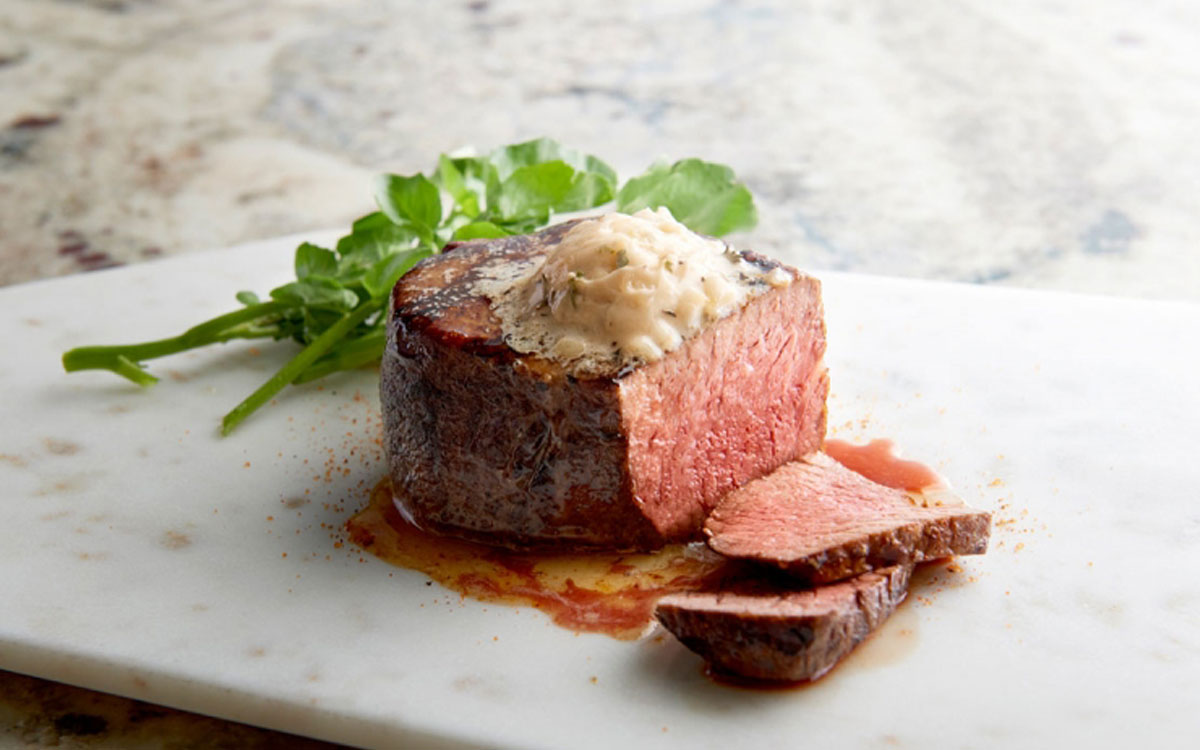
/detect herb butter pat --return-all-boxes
[495,208,793,375]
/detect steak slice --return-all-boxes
[381,222,828,550]
[705,453,990,583]
[655,565,912,682]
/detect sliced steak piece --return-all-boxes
[705,453,990,583]
[655,565,912,682]
[381,222,828,550]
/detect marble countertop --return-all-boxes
[2,0,1197,747]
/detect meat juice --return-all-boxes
[825,438,945,492]
[347,440,946,640]
[346,478,730,640]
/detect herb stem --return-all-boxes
[220,299,382,435]
[293,330,387,384]
[62,301,290,384]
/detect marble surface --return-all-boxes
[2,0,1199,747]
[2,236,1199,749]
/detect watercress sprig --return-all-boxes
[61,138,757,434]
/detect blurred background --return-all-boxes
[3,0,1199,300]
[1,0,1197,746]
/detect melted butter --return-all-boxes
[347,478,731,640]
[491,208,792,375]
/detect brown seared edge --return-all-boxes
[655,564,913,682]
[705,453,991,584]
[381,221,826,549]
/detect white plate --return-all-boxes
[2,234,1198,749]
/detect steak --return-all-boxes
[380,222,829,550]
[655,565,912,682]
[705,452,991,583]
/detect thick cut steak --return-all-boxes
[705,453,990,583]
[655,565,912,682]
[381,222,829,549]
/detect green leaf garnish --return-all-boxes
[495,161,578,223]
[235,290,260,307]
[269,278,359,313]
[293,242,338,279]
[452,221,512,241]
[61,139,757,434]
[362,248,430,299]
[617,158,757,236]
[487,137,618,186]
[434,154,481,219]
[374,173,441,243]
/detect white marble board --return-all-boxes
[1,234,1198,749]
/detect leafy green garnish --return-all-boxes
[61,138,757,434]
[617,158,757,236]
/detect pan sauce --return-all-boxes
[347,441,946,641]
[347,477,730,640]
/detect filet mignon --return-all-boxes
[655,564,913,682]
[705,452,991,583]
[380,222,829,550]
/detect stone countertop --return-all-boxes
[3,0,1199,301]
[1,0,1197,747]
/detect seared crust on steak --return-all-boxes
[655,565,913,682]
[390,222,576,360]
[381,222,829,549]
